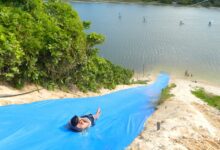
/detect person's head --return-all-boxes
[69,115,83,132]
[70,115,89,132]
[70,115,79,127]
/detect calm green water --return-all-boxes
[71,2,220,84]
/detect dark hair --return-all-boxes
[70,115,79,127]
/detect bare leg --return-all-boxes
[93,107,101,120]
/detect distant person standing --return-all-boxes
[143,16,146,23]
[185,70,189,77]
[118,12,122,20]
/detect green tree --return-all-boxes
[0,0,133,91]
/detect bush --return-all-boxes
[74,56,133,92]
[0,0,133,91]
[158,83,176,105]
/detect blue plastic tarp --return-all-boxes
[0,73,169,150]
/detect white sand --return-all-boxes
[0,82,145,106]
[0,76,220,149]
[128,77,220,150]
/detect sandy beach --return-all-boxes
[0,76,220,149]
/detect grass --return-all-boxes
[191,88,220,110]
[158,83,176,105]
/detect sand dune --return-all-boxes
[128,78,220,150]
[0,76,220,149]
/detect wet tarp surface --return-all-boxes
[0,73,169,150]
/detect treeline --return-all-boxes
[154,0,220,6]
[142,0,219,6]
[0,0,133,92]
[143,0,220,6]
[74,0,220,7]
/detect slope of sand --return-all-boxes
[128,78,220,150]
[0,83,143,106]
[1,77,220,149]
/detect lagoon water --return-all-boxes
[71,2,220,84]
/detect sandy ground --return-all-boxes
[0,74,152,106]
[128,77,220,150]
[0,76,220,149]
[0,83,144,106]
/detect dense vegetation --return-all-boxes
[0,0,133,92]
[158,83,176,105]
[191,88,220,110]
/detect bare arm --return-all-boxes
[81,118,91,127]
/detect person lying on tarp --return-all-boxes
[68,108,101,132]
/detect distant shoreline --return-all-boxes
[71,0,162,5]
[71,0,220,8]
